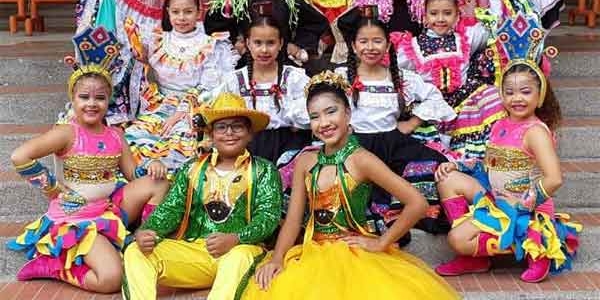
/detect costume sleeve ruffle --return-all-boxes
[282,66,311,129]
[198,33,240,92]
[402,69,456,123]
[464,19,490,54]
[391,31,417,70]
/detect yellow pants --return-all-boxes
[122,238,263,300]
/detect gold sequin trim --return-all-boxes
[484,145,534,172]
[63,155,120,183]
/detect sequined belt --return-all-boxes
[63,167,118,184]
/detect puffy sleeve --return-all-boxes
[283,66,311,129]
[391,31,417,70]
[198,33,240,92]
[464,19,490,54]
[333,66,349,80]
[403,69,456,123]
[197,68,244,106]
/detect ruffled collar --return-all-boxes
[170,23,204,39]
[425,28,455,38]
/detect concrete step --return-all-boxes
[552,77,600,118]
[0,85,66,124]
[0,210,599,298]
[557,119,600,159]
[0,58,71,86]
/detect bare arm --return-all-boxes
[11,125,72,165]
[355,150,428,249]
[254,152,314,290]
[118,133,136,181]
[524,125,562,196]
[270,153,313,262]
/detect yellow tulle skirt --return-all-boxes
[241,240,461,300]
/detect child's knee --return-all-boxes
[447,229,468,253]
[92,267,122,293]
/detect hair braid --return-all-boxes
[346,40,360,107]
[388,46,405,113]
[244,51,258,109]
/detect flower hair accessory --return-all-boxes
[495,12,558,107]
[65,26,121,99]
[305,70,352,97]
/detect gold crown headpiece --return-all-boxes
[494,12,558,107]
[305,71,352,98]
[65,26,121,99]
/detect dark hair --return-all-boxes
[502,63,562,131]
[244,16,286,112]
[73,73,112,93]
[161,0,200,32]
[306,83,350,108]
[346,18,404,110]
[425,0,458,10]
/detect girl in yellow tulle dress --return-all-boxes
[235,71,460,300]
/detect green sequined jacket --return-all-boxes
[140,156,283,245]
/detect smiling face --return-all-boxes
[167,0,198,34]
[209,117,253,158]
[71,75,110,131]
[352,23,390,67]
[425,0,458,36]
[307,92,351,150]
[502,71,541,122]
[246,24,283,69]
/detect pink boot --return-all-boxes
[436,232,500,276]
[435,256,491,276]
[141,203,157,222]
[440,196,469,226]
[520,256,550,283]
[17,256,62,281]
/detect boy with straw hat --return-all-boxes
[122,92,283,300]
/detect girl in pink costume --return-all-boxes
[7,27,170,293]
[396,0,506,159]
[432,62,582,283]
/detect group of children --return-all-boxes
[6,0,583,298]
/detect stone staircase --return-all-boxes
[1,8,600,300]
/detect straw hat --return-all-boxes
[201,92,270,133]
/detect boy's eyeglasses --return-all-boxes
[213,122,247,134]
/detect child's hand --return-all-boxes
[341,235,387,252]
[396,121,417,134]
[135,229,158,253]
[435,162,457,182]
[255,259,284,290]
[205,233,240,258]
[147,160,167,180]
[161,111,186,137]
